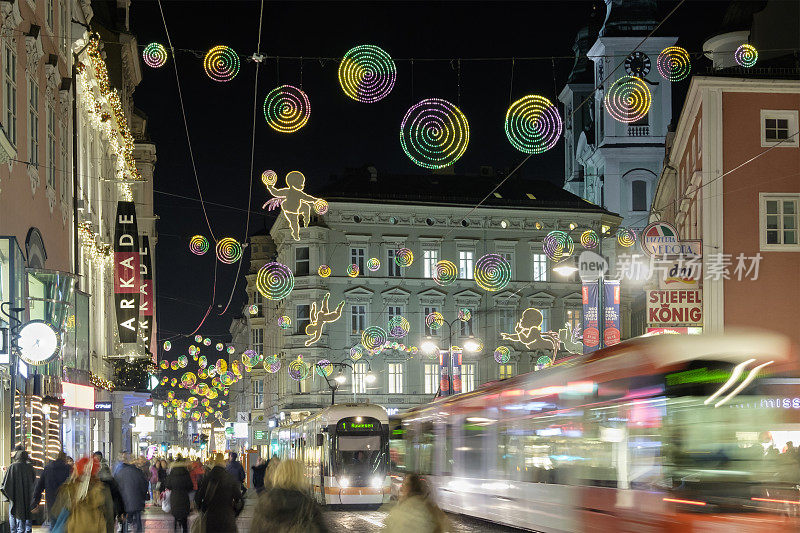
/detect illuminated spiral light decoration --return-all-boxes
[278,316,292,330]
[142,42,168,68]
[494,346,511,364]
[400,98,470,169]
[198,356,207,369]
[458,308,471,322]
[203,337,212,346]
[163,341,171,351]
[256,262,295,300]
[181,372,197,389]
[350,345,364,361]
[261,170,277,186]
[394,248,414,267]
[203,45,240,82]
[178,355,188,368]
[231,360,242,377]
[315,359,333,378]
[220,372,235,386]
[504,95,563,154]
[216,359,227,374]
[425,312,444,331]
[361,326,387,351]
[388,316,410,337]
[604,76,652,124]
[248,304,259,315]
[313,199,328,215]
[432,260,457,286]
[194,335,203,343]
[543,231,575,262]
[216,238,243,264]
[535,355,553,370]
[215,343,224,351]
[475,253,511,292]
[347,264,359,278]
[170,378,178,387]
[159,360,169,370]
[367,258,381,271]
[263,85,311,133]
[580,230,599,249]
[189,235,209,255]
[170,361,179,371]
[226,346,235,355]
[318,265,331,278]
[616,227,637,248]
[656,46,691,82]
[338,44,396,103]
[288,358,310,381]
[735,44,758,67]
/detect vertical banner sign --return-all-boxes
[439,351,450,396]
[451,349,462,395]
[582,282,600,354]
[114,202,140,344]
[603,280,621,347]
[139,236,153,353]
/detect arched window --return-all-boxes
[632,180,647,211]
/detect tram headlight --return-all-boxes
[338,476,350,488]
[371,476,383,488]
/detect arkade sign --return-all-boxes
[647,289,702,327]
[114,202,140,343]
[139,236,153,350]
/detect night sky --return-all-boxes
[129,0,728,357]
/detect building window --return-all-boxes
[532,253,548,281]
[28,77,38,167]
[350,247,365,274]
[461,363,475,393]
[297,304,311,335]
[760,193,799,250]
[422,248,438,278]
[498,251,514,278]
[251,290,263,317]
[540,307,551,332]
[423,306,439,336]
[631,180,647,212]
[46,102,55,189]
[251,328,264,355]
[499,364,514,380]
[350,304,366,335]
[424,363,439,394]
[294,246,309,276]
[760,110,799,148]
[388,305,404,336]
[252,379,264,409]
[498,307,515,334]
[46,0,54,31]
[352,362,368,394]
[458,250,474,279]
[565,307,581,334]
[459,307,474,336]
[387,248,401,277]
[59,119,67,200]
[388,363,403,394]
[60,0,69,57]
[5,46,17,146]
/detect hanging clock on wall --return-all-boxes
[17,320,61,366]
[625,51,651,77]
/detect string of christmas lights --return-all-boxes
[263,85,311,133]
[143,42,168,68]
[604,75,652,124]
[735,44,758,67]
[656,46,692,82]
[504,95,563,154]
[338,44,397,103]
[474,253,512,292]
[400,98,470,169]
[203,45,241,82]
[432,260,458,286]
[256,261,295,300]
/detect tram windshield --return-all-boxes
[333,416,387,479]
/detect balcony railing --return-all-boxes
[627,125,650,137]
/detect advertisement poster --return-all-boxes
[451,350,462,395]
[647,290,703,327]
[439,350,450,395]
[582,282,600,353]
[604,280,621,346]
[114,202,140,344]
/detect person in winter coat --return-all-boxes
[114,458,148,533]
[50,456,115,533]
[149,462,159,503]
[31,450,71,523]
[263,455,280,491]
[225,452,246,488]
[164,459,193,533]
[383,474,449,533]
[97,460,124,526]
[195,457,243,533]
[251,457,267,494]
[2,448,35,533]
[250,459,328,533]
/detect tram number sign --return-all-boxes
[339,417,377,432]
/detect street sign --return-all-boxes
[236,412,249,423]
[191,434,199,444]
[225,424,234,437]
[647,290,702,327]
[93,402,112,411]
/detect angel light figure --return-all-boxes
[304,292,345,347]
[500,307,559,358]
[262,170,327,241]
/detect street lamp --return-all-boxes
[422,318,482,397]
[320,360,374,405]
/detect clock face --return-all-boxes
[18,320,61,365]
[625,52,651,77]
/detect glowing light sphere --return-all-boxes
[318,265,332,278]
[315,359,333,377]
[170,361,179,371]
[425,312,444,331]
[178,355,188,368]
[388,316,410,337]
[215,237,243,264]
[543,231,575,262]
[216,359,227,374]
[394,248,413,267]
[203,338,212,346]
[163,341,171,351]
[504,95,563,154]
[215,343,224,351]
[160,377,169,385]
[250,352,264,366]
[220,372,235,386]
[248,304,259,315]
[656,46,691,82]
[189,235,209,255]
[313,199,328,215]
[278,315,292,330]
[159,360,169,370]
[580,230,599,249]
[400,98,470,169]
[432,260,458,286]
[265,358,280,373]
[167,391,175,400]
[181,372,197,389]
[350,345,364,361]
[494,346,511,364]
[198,355,207,369]
[170,377,178,387]
[231,360,242,377]
[288,357,310,381]
[616,227,637,248]
[263,85,311,133]
[261,170,278,186]
[458,308,472,322]
[367,258,381,271]
[194,335,203,343]
[535,355,552,370]
[142,42,168,68]
[203,45,240,82]
[191,412,202,422]
[338,44,397,103]
[347,264,360,278]
[361,326,387,351]
[735,44,758,67]
[604,76,652,124]
[256,262,295,300]
[474,253,511,292]
[207,366,217,378]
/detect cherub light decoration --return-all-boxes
[304,292,345,347]
[500,307,559,358]
[262,170,327,241]
[558,322,583,354]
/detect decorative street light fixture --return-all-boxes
[320,360,375,405]
[422,315,482,397]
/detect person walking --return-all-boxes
[383,474,449,533]
[49,456,115,533]
[164,457,193,533]
[97,457,124,529]
[225,452,246,494]
[263,455,280,491]
[31,450,71,528]
[250,457,267,494]
[2,448,35,533]
[194,455,243,533]
[188,460,204,507]
[114,456,148,533]
[250,459,328,533]
[157,460,168,500]
[149,461,160,504]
